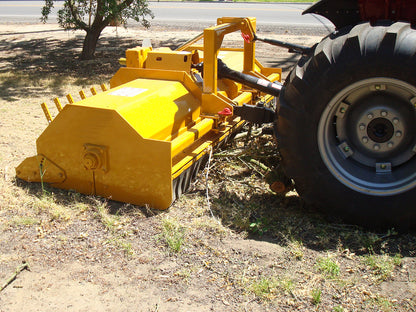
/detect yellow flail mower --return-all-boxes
[16,17,282,210]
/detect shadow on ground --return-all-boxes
[210,183,416,258]
[0,31,299,101]
[0,34,189,101]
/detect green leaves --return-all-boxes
[41,0,153,58]
[42,0,153,31]
[41,0,54,23]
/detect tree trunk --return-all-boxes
[80,27,103,60]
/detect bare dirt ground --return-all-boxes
[0,22,415,312]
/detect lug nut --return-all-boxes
[381,111,388,117]
[393,118,399,125]
[373,144,380,151]
[367,113,374,119]
[387,142,394,148]
[359,124,366,131]
[362,137,369,143]
[396,131,403,137]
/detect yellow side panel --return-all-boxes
[36,105,173,209]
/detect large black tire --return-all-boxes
[277,22,416,229]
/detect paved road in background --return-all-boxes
[0,1,333,32]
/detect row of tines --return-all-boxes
[40,83,108,124]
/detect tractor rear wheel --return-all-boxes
[277,22,416,229]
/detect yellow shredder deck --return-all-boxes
[16,17,281,209]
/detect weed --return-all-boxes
[95,202,120,232]
[106,236,134,257]
[249,277,279,299]
[174,268,192,283]
[366,295,394,312]
[349,228,399,252]
[249,217,270,236]
[49,205,71,221]
[117,239,134,257]
[316,256,340,278]
[161,218,185,253]
[288,239,304,260]
[34,193,71,222]
[311,288,322,305]
[245,275,296,301]
[279,277,295,294]
[231,213,251,233]
[72,202,90,214]
[363,253,402,282]
[39,162,47,196]
[10,216,39,227]
[333,305,344,312]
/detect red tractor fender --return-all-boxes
[304,0,416,30]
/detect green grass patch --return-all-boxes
[9,216,40,227]
[316,256,340,279]
[161,218,186,253]
[311,288,322,306]
[249,277,280,299]
[244,275,296,300]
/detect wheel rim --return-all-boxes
[318,78,416,195]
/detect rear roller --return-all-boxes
[277,22,416,228]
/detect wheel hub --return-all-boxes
[350,103,408,163]
[318,78,416,195]
[367,117,394,143]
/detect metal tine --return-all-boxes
[101,83,108,91]
[54,98,63,112]
[79,90,87,100]
[90,87,97,95]
[66,94,74,104]
[41,102,52,124]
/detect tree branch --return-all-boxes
[0,261,29,292]
[67,0,88,30]
[92,0,107,29]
